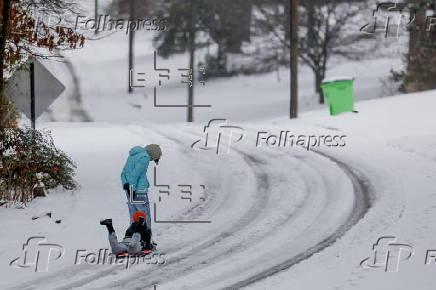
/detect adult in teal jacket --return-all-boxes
[121,144,162,231]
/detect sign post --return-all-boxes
[30,62,35,129]
[6,59,66,127]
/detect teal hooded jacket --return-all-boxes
[121,146,150,194]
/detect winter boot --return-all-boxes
[100,219,115,234]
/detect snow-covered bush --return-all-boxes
[0,128,77,204]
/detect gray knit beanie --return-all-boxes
[145,144,162,161]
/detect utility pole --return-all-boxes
[94,0,99,35]
[128,0,135,94]
[290,0,299,119]
[187,0,197,122]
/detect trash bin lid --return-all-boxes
[321,76,354,85]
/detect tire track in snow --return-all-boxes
[73,128,311,289]
[86,131,278,289]
[224,151,373,289]
[93,128,367,290]
[9,126,221,290]
[10,128,373,290]
[85,129,356,290]
[13,128,277,290]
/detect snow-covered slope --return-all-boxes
[38,28,404,124]
[2,89,436,289]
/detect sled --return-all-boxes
[116,250,153,258]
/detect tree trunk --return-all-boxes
[187,0,197,122]
[0,0,12,128]
[315,71,324,104]
[402,0,436,92]
[94,0,99,35]
[290,0,299,119]
[217,43,228,75]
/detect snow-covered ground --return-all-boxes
[3,1,436,288]
[2,89,436,289]
[38,28,405,124]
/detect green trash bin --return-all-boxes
[321,77,355,116]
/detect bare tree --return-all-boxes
[299,0,365,104]
[253,0,368,104]
[401,0,436,92]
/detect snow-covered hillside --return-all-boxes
[3,0,435,288]
[38,28,405,124]
[2,89,436,289]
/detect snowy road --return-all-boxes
[3,0,435,287]
[4,90,436,289]
[225,151,372,289]
[7,124,372,290]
